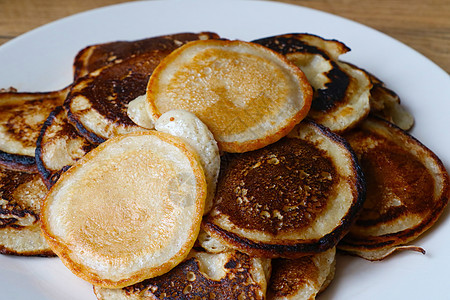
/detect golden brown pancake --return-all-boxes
[40,131,207,288]
[66,33,220,144]
[253,34,372,133]
[0,164,53,256]
[93,250,270,299]
[146,39,313,153]
[73,32,220,80]
[202,119,365,258]
[268,247,336,300]
[35,106,95,188]
[0,87,69,171]
[338,116,449,260]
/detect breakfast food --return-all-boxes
[73,32,220,80]
[93,249,271,299]
[35,106,95,188]
[253,34,372,133]
[0,164,53,256]
[338,116,449,260]
[0,29,448,300]
[145,39,313,153]
[155,110,220,214]
[366,71,414,131]
[66,33,220,144]
[202,119,365,258]
[40,131,207,288]
[0,88,69,171]
[268,247,336,300]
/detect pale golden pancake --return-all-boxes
[93,250,270,299]
[202,119,365,258]
[145,39,313,153]
[268,247,336,300]
[0,87,69,171]
[339,116,449,260]
[73,32,220,80]
[35,106,95,188]
[40,131,207,288]
[0,165,53,256]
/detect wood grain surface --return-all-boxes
[0,0,449,73]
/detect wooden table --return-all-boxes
[0,0,449,74]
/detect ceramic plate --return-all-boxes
[0,1,449,299]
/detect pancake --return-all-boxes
[0,164,53,256]
[202,119,365,258]
[35,106,95,188]
[66,33,219,144]
[66,52,173,144]
[155,110,220,214]
[367,72,414,131]
[73,32,220,80]
[93,250,270,299]
[0,87,69,171]
[267,247,336,300]
[145,39,313,153]
[252,33,350,60]
[40,131,207,288]
[253,34,371,133]
[338,116,449,260]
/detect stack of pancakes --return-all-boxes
[1,31,448,300]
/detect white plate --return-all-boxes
[0,0,449,299]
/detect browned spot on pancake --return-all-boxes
[216,138,336,234]
[270,256,318,297]
[0,97,61,148]
[0,166,40,228]
[125,252,264,299]
[346,131,434,227]
[73,51,168,126]
[74,32,220,79]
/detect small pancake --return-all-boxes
[202,119,365,258]
[66,52,172,144]
[367,72,414,131]
[338,116,449,260]
[155,110,220,214]
[252,33,350,60]
[253,34,371,133]
[73,32,220,80]
[0,165,53,256]
[145,39,313,153]
[35,106,95,188]
[66,33,219,144]
[0,87,69,171]
[93,250,270,299]
[40,131,207,288]
[268,247,336,300]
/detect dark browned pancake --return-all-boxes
[35,106,95,188]
[0,164,53,256]
[93,250,270,299]
[253,34,371,133]
[268,247,336,299]
[202,119,365,258]
[73,32,220,80]
[66,33,220,144]
[338,116,449,260]
[0,88,69,171]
